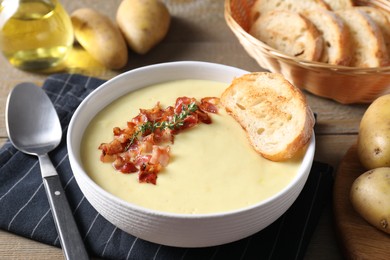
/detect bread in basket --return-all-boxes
[225,0,390,104]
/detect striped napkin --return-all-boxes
[0,74,333,260]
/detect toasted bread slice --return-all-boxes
[322,0,354,10]
[249,10,323,61]
[335,9,389,67]
[357,6,390,54]
[220,72,315,162]
[302,9,351,65]
[250,0,330,23]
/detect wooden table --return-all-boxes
[0,0,368,259]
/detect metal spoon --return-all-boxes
[5,83,89,260]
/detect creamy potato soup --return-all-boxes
[81,79,303,214]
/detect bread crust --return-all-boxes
[220,72,315,161]
[302,9,351,65]
[357,6,390,56]
[335,9,389,67]
[322,0,354,10]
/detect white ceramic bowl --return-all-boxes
[67,61,315,247]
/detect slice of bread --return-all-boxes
[302,9,351,65]
[249,10,323,61]
[250,0,330,23]
[220,72,315,162]
[322,0,354,10]
[357,6,390,54]
[335,9,389,67]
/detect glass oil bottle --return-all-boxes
[0,0,74,71]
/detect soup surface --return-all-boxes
[81,79,303,214]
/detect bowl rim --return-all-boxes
[224,0,390,73]
[67,60,316,219]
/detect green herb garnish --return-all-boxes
[126,102,198,149]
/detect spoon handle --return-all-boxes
[39,154,89,260]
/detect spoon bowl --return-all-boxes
[6,83,62,156]
[6,83,89,260]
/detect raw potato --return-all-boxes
[350,167,390,234]
[71,8,128,69]
[357,94,390,170]
[116,0,170,54]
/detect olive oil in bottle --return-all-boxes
[0,0,73,71]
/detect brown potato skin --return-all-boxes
[357,94,390,170]
[116,0,171,55]
[350,167,390,234]
[71,8,128,69]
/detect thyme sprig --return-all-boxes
[126,102,198,149]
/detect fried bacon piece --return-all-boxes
[98,96,220,184]
[200,97,219,113]
[150,145,170,166]
[139,163,161,185]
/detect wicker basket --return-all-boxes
[225,0,390,104]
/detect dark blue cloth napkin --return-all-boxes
[0,73,333,260]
